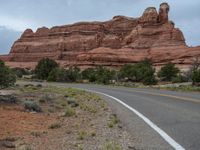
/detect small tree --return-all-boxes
[35,58,58,80]
[119,64,137,81]
[64,66,81,82]
[158,62,180,81]
[81,67,115,84]
[0,60,16,89]
[82,68,97,82]
[119,59,157,85]
[12,68,30,78]
[47,67,65,82]
[192,70,200,86]
[95,66,115,84]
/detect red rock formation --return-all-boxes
[1,2,200,70]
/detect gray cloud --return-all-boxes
[0,0,199,54]
[0,26,21,54]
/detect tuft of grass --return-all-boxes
[163,85,200,92]
[39,93,55,103]
[66,98,79,107]
[48,123,61,129]
[103,141,122,150]
[62,106,76,117]
[90,131,96,137]
[77,131,87,140]
[30,131,43,137]
[79,103,98,113]
[77,144,84,150]
[23,84,40,92]
[107,114,119,128]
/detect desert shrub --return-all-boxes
[95,66,115,84]
[172,74,188,83]
[48,123,61,129]
[81,66,115,84]
[103,141,121,150]
[67,98,79,107]
[192,69,200,85]
[119,64,136,81]
[39,93,54,103]
[64,66,81,82]
[107,114,120,128]
[35,58,58,80]
[0,95,17,104]
[0,60,16,89]
[119,59,157,85]
[12,68,30,78]
[62,106,76,117]
[77,131,87,140]
[47,67,65,82]
[24,101,42,112]
[81,68,96,82]
[158,62,180,81]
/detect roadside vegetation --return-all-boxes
[0,84,134,149]
[1,56,200,91]
[0,60,16,89]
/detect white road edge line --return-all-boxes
[85,89,185,150]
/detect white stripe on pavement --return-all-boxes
[86,89,185,150]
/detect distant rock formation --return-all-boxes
[1,2,200,70]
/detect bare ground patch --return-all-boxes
[0,84,135,150]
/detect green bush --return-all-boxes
[47,67,65,82]
[95,66,115,84]
[81,66,115,84]
[0,60,16,89]
[35,58,58,80]
[64,66,81,82]
[158,62,180,81]
[172,74,188,83]
[82,68,96,82]
[119,59,157,85]
[192,70,200,85]
[24,101,42,112]
[12,67,30,78]
[62,106,76,117]
[119,64,136,81]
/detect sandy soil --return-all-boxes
[0,85,135,150]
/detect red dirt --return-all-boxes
[0,106,56,140]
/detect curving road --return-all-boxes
[20,82,200,150]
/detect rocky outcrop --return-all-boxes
[1,3,200,70]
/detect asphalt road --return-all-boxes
[60,83,200,150]
[20,82,200,149]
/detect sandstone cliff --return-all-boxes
[1,3,200,70]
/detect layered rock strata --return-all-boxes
[1,3,200,70]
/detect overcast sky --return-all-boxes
[0,0,200,54]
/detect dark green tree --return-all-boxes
[81,66,115,84]
[0,60,16,89]
[95,66,115,84]
[47,67,65,82]
[12,68,30,78]
[81,68,97,82]
[119,59,157,85]
[192,70,200,85]
[119,64,137,81]
[158,62,180,81]
[35,58,58,80]
[64,66,81,82]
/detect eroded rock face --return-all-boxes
[139,7,158,25]
[1,3,200,70]
[159,3,170,23]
